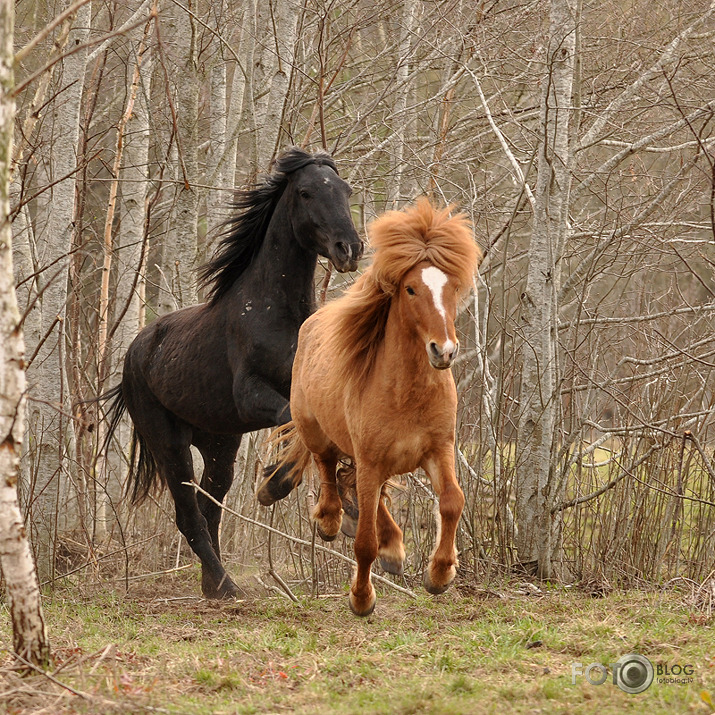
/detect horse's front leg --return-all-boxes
[235,378,297,506]
[233,377,291,429]
[422,449,464,594]
[349,470,382,617]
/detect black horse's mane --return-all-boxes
[199,147,339,305]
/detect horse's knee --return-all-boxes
[354,532,378,565]
[439,484,465,523]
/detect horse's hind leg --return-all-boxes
[312,454,343,541]
[162,446,239,599]
[336,466,404,574]
[377,492,405,576]
[256,461,300,506]
[194,432,241,597]
[131,406,239,599]
[336,464,358,537]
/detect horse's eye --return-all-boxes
[406,286,415,295]
[300,189,311,200]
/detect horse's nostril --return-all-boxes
[336,241,349,259]
[429,342,441,358]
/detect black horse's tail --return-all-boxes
[99,384,159,506]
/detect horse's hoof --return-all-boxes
[256,463,296,506]
[203,577,240,600]
[315,522,340,542]
[423,568,454,595]
[340,513,357,539]
[349,589,376,617]
[379,555,404,576]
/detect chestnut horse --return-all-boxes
[272,199,481,615]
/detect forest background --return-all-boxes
[6,0,715,600]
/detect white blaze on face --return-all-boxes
[421,266,448,320]
[421,265,456,359]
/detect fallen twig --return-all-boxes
[183,482,418,599]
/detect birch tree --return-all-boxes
[251,0,299,171]
[0,0,50,668]
[385,0,417,207]
[24,1,91,578]
[205,1,248,247]
[158,0,199,311]
[94,23,154,533]
[515,0,580,578]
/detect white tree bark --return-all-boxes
[251,0,298,171]
[205,5,249,257]
[160,0,199,310]
[206,60,228,246]
[385,0,417,208]
[116,38,152,358]
[0,0,50,668]
[25,1,91,578]
[515,0,579,579]
[95,28,153,533]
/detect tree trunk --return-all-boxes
[95,25,153,536]
[0,0,50,668]
[160,0,199,310]
[515,0,579,579]
[24,0,91,579]
[251,0,298,172]
[385,0,417,208]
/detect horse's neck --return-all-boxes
[243,205,317,314]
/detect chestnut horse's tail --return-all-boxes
[256,421,312,506]
[99,384,159,506]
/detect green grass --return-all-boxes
[1,578,713,714]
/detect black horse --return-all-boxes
[103,148,363,598]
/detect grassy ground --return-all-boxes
[1,571,713,714]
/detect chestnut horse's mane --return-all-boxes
[319,198,481,385]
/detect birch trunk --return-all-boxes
[515,0,579,579]
[25,1,91,579]
[0,0,50,668]
[251,0,298,171]
[385,0,417,208]
[161,0,198,309]
[205,13,249,257]
[116,39,152,359]
[206,60,228,247]
[95,29,153,534]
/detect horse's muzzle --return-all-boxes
[427,339,458,369]
[331,238,363,273]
